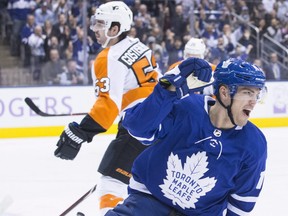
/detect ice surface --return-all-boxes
[0,128,287,215]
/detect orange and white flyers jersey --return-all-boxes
[90,37,161,130]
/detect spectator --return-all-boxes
[146,35,167,74]
[20,14,35,67]
[266,18,283,43]
[263,0,276,13]
[263,52,287,80]
[162,5,172,33]
[275,0,288,23]
[201,23,219,49]
[229,44,251,61]
[238,28,256,60]
[42,19,53,39]
[128,26,137,38]
[43,19,58,59]
[251,2,267,24]
[149,18,163,42]
[134,3,151,29]
[34,1,54,27]
[194,8,208,37]
[209,36,230,63]
[280,22,288,45]
[51,13,67,42]
[180,0,195,21]
[45,35,61,61]
[71,27,94,73]
[133,17,148,42]
[281,34,288,48]
[51,13,71,56]
[0,0,12,44]
[166,35,184,66]
[52,0,69,19]
[59,59,84,85]
[7,0,36,56]
[146,36,163,57]
[257,18,268,38]
[253,58,266,76]
[217,6,234,32]
[63,40,73,60]
[59,24,72,58]
[28,24,46,81]
[221,23,240,50]
[170,4,188,38]
[41,48,66,85]
[70,0,85,26]
[240,6,250,23]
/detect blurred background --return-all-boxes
[0,0,287,86]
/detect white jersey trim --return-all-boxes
[129,176,152,195]
[231,193,258,202]
[227,203,251,215]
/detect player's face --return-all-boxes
[231,86,260,126]
[90,20,107,45]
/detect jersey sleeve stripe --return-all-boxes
[227,203,251,215]
[231,193,258,202]
[129,176,152,195]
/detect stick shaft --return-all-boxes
[24,97,87,117]
[59,184,97,216]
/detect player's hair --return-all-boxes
[110,22,128,42]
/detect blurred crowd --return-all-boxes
[0,0,287,86]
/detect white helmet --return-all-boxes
[184,38,206,59]
[90,1,133,47]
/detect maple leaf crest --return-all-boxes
[159,151,217,209]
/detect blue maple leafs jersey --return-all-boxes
[122,84,267,216]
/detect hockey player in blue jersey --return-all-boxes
[105,57,267,216]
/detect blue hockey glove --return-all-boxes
[160,57,213,98]
[54,122,88,160]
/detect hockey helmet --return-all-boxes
[184,38,206,59]
[90,1,132,35]
[213,58,266,97]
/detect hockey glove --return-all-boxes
[160,57,213,98]
[54,122,88,160]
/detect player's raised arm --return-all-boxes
[122,57,213,144]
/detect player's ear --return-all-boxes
[109,22,121,36]
[219,85,230,100]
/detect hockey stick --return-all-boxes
[59,184,97,216]
[24,97,87,117]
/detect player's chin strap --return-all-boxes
[102,29,122,48]
[215,94,236,126]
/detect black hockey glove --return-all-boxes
[160,57,213,99]
[54,122,89,160]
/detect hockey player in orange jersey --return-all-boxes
[168,37,216,96]
[168,37,216,72]
[54,1,161,215]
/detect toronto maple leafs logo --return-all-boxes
[159,152,217,209]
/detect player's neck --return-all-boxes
[209,104,235,129]
[107,37,121,47]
